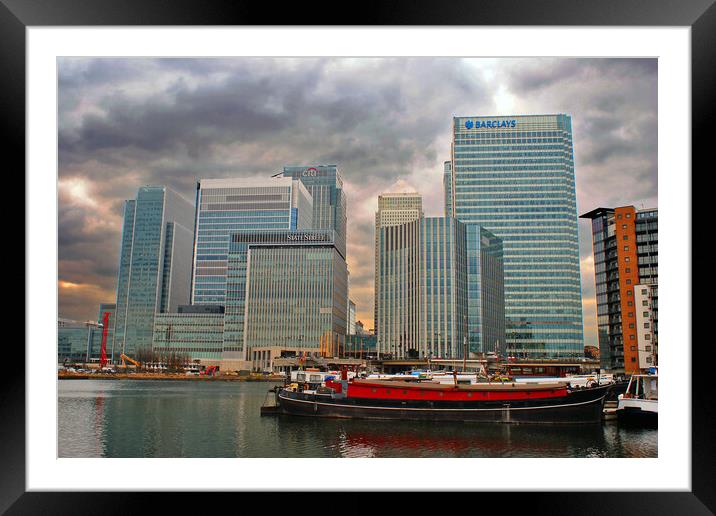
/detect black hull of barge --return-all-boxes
[616,407,658,428]
[273,384,612,424]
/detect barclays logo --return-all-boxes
[465,119,517,129]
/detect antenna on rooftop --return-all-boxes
[270,172,282,178]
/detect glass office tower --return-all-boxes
[58,318,101,363]
[113,186,195,356]
[377,216,504,359]
[222,230,347,370]
[152,305,225,363]
[191,177,313,305]
[282,165,347,258]
[466,225,506,356]
[449,114,584,359]
[374,192,424,338]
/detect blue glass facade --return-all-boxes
[113,186,195,356]
[466,226,506,355]
[191,178,313,305]
[450,114,584,358]
[223,230,347,361]
[421,217,467,359]
[282,165,347,258]
[58,319,100,363]
[152,311,225,361]
[377,216,504,359]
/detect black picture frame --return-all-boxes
[6,0,710,513]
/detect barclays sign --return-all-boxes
[465,119,516,129]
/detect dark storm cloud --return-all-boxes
[58,57,493,321]
[59,58,487,181]
[495,58,657,346]
[58,57,657,347]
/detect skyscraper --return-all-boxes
[377,216,505,359]
[580,206,658,374]
[348,300,357,335]
[113,186,195,356]
[282,165,347,258]
[190,177,313,305]
[222,229,347,371]
[374,192,423,336]
[449,114,584,359]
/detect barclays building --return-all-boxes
[447,114,584,359]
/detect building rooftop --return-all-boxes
[198,177,294,187]
[579,207,615,219]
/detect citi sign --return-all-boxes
[464,119,517,129]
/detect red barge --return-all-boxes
[265,375,614,424]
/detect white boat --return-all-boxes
[616,373,658,427]
[514,373,614,388]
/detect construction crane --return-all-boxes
[200,365,218,376]
[99,311,110,369]
[120,353,141,369]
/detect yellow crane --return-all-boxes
[119,353,141,369]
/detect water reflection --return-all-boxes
[59,380,657,458]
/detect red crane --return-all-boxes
[99,311,110,369]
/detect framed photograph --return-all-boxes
[9,0,710,511]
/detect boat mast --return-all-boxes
[462,315,467,373]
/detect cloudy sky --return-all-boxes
[58,57,657,347]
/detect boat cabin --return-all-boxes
[622,374,658,400]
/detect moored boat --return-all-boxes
[615,373,658,427]
[265,373,614,424]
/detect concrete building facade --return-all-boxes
[581,206,658,374]
[374,192,423,337]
